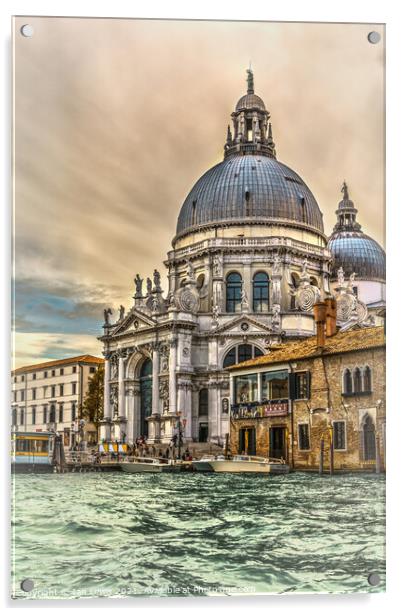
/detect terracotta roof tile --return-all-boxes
[228,326,385,371]
[12,355,104,375]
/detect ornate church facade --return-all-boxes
[98,70,385,446]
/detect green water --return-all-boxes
[11,472,385,599]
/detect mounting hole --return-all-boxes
[20,24,34,37]
[367,572,380,586]
[367,31,381,44]
[20,578,34,592]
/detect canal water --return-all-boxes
[11,472,385,599]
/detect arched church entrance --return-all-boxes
[362,414,376,461]
[139,358,152,437]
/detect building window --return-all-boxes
[235,374,258,404]
[226,272,242,313]
[21,390,25,402]
[32,388,36,400]
[261,370,289,401]
[44,371,48,378]
[49,405,56,423]
[60,368,64,375]
[60,384,64,396]
[20,409,24,425]
[32,373,36,380]
[13,391,17,403]
[363,366,372,392]
[51,386,56,398]
[59,405,64,423]
[13,376,17,383]
[72,382,77,395]
[343,369,353,394]
[51,370,55,377]
[298,423,310,450]
[253,272,269,312]
[198,389,209,416]
[293,372,311,400]
[21,375,25,382]
[333,421,346,451]
[223,344,263,368]
[89,366,96,374]
[72,366,77,374]
[353,368,362,393]
[32,407,36,425]
[71,403,76,421]
[43,406,48,424]
[12,408,17,426]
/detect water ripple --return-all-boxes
[11,472,385,599]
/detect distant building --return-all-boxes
[227,304,385,471]
[11,355,104,448]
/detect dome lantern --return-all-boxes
[224,68,276,160]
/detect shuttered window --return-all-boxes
[289,371,311,400]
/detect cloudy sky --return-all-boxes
[13,17,385,368]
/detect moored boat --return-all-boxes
[192,454,225,472]
[208,454,289,474]
[120,457,178,473]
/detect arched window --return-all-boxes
[353,368,362,393]
[362,415,376,460]
[343,369,353,394]
[198,389,209,416]
[223,344,263,369]
[253,272,269,312]
[71,403,76,421]
[363,366,372,392]
[226,273,242,313]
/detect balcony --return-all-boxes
[231,399,289,420]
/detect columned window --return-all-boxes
[226,273,242,313]
[363,366,372,392]
[253,272,269,312]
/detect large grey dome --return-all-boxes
[176,155,324,238]
[235,93,266,111]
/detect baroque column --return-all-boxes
[100,352,112,442]
[152,345,160,415]
[118,350,127,418]
[169,339,177,415]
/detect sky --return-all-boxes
[13,17,385,368]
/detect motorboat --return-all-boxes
[192,454,225,472]
[208,454,289,474]
[120,457,178,473]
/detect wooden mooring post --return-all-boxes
[319,438,324,475]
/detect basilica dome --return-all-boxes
[327,183,386,282]
[176,155,324,237]
[175,69,324,240]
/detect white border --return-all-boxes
[1,1,400,615]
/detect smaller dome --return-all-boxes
[328,232,386,282]
[235,93,266,111]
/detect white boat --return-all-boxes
[208,455,289,474]
[192,454,225,472]
[120,457,178,473]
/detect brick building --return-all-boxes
[227,303,385,471]
[11,355,104,449]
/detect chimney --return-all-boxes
[324,297,337,337]
[313,301,327,349]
